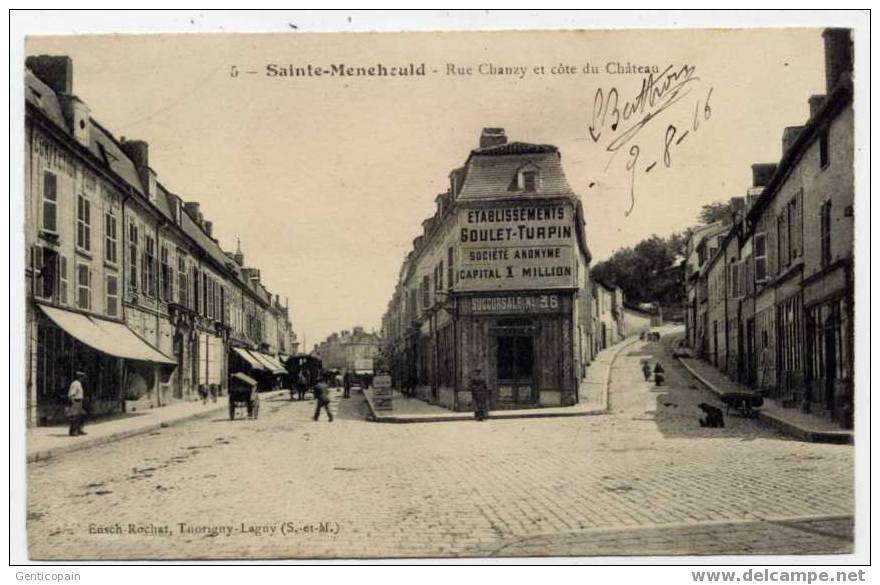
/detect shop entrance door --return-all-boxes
[496,335,535,406]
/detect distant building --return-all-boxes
[314,326,382,373]
[592,280,624,353]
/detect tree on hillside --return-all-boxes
[698,200,734,225]
[591,231,689,309]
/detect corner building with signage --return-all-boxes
[381,128,594,411]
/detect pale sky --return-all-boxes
[26,29,826,347]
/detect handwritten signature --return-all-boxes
[587,64,713,215]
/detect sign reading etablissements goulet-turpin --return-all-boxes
[456,202,577,292]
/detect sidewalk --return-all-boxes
[363,335,639,423]
[27,390,288,463]
[676,356,853,445]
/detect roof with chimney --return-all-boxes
[456,143,575,202]
[26,69,145,197]
[26,57,281,311]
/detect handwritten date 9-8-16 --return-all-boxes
[619,87,713,215]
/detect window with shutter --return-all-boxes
[42,172,58,233]
[76,263,91,310]
[106,274,119,316]
[128,222,138,293]
[76,195,91,252]
[59,256,68,304]
[447,246,454,288]
[755,233,767,282]
[820,200,832,267]
[104,211,118,265]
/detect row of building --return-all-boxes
[25,55,297,426]
[379,128,657,412]
[312,326,382,374]
[683,29,854,428]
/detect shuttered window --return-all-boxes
[42,172,58,233]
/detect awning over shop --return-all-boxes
[232,347,265,371]
[250,351,286,375]
[264,353,287,373]
[40,304,176,365]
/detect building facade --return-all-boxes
[25,55,295,425]
[314,326,382,373]
[381,128,595,411]
[683,29,854,427]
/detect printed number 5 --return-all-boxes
[230,65,239,78]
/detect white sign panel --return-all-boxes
[457,204,577,291]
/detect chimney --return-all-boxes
[204,220,213,237]
[183,201,200,221]
[233,238,244,266]
[197,211,204,227]
[782,126,805,154]
[479,127,507,149]
[119,139,149,170]
[751,163,777,188]
[808,95,827,119]
[58,94,90,147]
[26,55,73,95]
[119,139,155,199]
[823,28,853,93]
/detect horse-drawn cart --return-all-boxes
[229,372,259,420]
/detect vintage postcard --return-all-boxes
[15,13,867,564]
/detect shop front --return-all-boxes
[455,292,576,410]
[31,303,177,425]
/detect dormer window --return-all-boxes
[515,163,541,192]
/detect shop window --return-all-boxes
[497,336,534,381]
[42,171,58,233]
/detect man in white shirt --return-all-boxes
[67,370,87,436]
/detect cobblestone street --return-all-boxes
[27,337,854,560]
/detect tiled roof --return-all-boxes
[457,149,575,201]
[89,123,144,196]
[25,71,66,129]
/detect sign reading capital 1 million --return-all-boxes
[457,204,577,292]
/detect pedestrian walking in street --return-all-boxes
[343,371,351,399]
[468,368,489,421]
[67,370,87,436]
[641,360,652,382]
[653,361,666,386]
[313,381,333,422]
[296,371,308,401]
[198,383,209,405]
